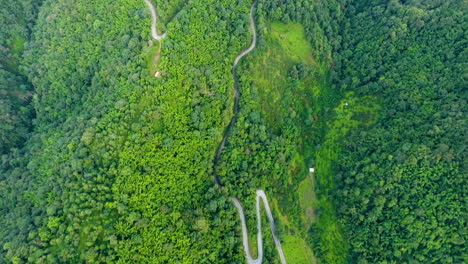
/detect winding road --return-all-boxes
[212,2,287,264]
[143,0,167,40]
[143,1,286,263]
[232,190,287,264]
[213,1,257,188]
[233,3,257,66]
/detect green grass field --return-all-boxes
[250,22,322,132]
[143,41,162,77]
[298,175,316,229]
[270,22,315,65]
[283,235,317,264]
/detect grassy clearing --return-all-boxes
[283,235,317,264]
[298,174,316,229]
[11,33,26,56]
[143,40,162,77]
[247,20,382,263]
[248,21,321,263]
[250,22,322,132]
[270,22,315,65]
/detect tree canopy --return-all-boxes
[0,0,465,263]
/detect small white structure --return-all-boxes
[154,71,161,78]
[345,102,349,106]
[309,168,315,173]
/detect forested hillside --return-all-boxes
[0,0,40,154]
[0,0,465,263]
[334,1,467,263]
[216,0,351,263]
[1,0,251,262]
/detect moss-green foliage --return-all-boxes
[298,176,316,228]
[283,235,316,264]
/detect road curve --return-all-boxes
[233,3,257,67]
[232,190,287,264]
[143,0,167,40]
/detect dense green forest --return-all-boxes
[0,0,465,263]
[0,0,39,154]
[334,1,467,263]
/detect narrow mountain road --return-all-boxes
[233,3,257,67]
[212,2,287,264]
[213,1,257,187]
[143,0,167,40]
[232,190,287,264]
[142,1,286,263]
